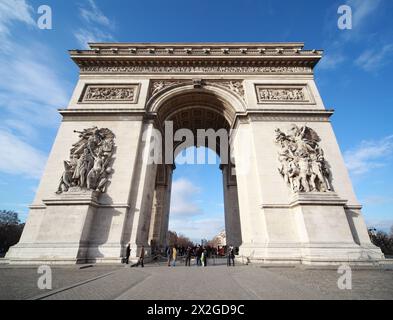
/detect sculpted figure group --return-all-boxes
[85,87,135,101]
[275,125,333,193]
[56,127,115,194]
[259,88,305,101]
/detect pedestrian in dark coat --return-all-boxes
[137,245,145,267]
[125,243,131,264]
[227,245,235,266]
[185,246,192,266]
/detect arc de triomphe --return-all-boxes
[6,43,384,265]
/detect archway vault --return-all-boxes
[146,84,242,250]
[148,83,247,128]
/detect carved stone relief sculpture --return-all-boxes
[56,127,115,194]
[81,85,139,103]
[257,87,307,102]
[275,125,333,193]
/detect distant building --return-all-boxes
[211,230,226,247]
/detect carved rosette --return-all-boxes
[80,84,139,103]
[56,127,115,195]
[274,125,333,193]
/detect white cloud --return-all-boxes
[170,178,202,217]
[0,129,47,179]
[319,0,384,71]
[366,218,393,233]
[344,135,393,176]
[74,0,115,48]
[355,44,393,72]
[318,52,346,70]
[361,195,393,206]
[347,0,382,29]
[169,217,224,243]
[0,3,70,179]
[0,42,69,144]
[79,0,111,27]
[0,0,35,50]
[74,28,114,49]
[168,177,225,242]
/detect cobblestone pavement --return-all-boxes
[1,261,392,300]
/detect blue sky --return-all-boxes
[0,0,392,241]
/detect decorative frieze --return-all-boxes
[81,65,312,74]
[258,88,305,101]
[80,84,139,103]
[255,85,313,104]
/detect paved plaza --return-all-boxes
[1,259,393,300]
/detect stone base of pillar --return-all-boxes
[238,192,384,266]
[238,243,384,266]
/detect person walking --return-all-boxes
[172,246,177,267]
[125,243,131,264]
[137,245,145,267]
[185,246,192,266]
[203,247,208,267]
[166,246,172,267]
[227,245,235,267]
[196,245,202,266]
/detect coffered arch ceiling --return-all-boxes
[154,90,233,159]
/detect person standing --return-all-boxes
[125,243,131,264]
[227,245,235,267]
[166,246,172,267]
[172,246,177,267]
[185,246,192,266]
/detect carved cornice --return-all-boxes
[71,42,321,57]
[70,42,322,74]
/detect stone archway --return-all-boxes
[6,42,384,266]
[146,85,244,251]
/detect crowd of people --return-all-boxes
[123,243,237,267]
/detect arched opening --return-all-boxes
[168,146,225,245]
[146,86,243,255]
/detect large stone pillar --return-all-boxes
[233,114,384,265]
[148,164,174,250]
[232,118,269,258]
[123,120,158,258]
[220,164,242,247]
[6,115,145,264]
